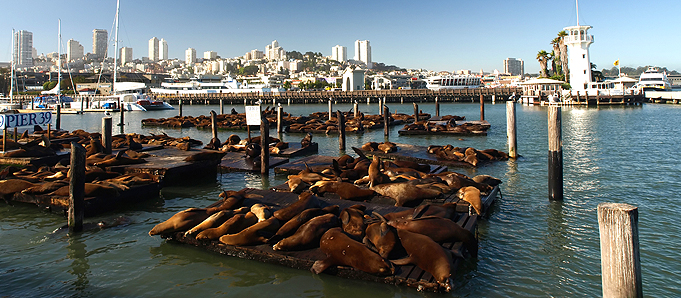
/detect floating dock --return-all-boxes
[218,152,289,173]
[398,119,491,136]
[269,142,318,158]
[161,187,494,292]
[355,144,479,168]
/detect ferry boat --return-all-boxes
[634,67,672,92]
[150,76,283,95]
[424,75,481,91]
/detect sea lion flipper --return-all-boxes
[311,258,333,274]
[391,256,413,266]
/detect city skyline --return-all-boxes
[1,0,680,73]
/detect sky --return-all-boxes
[2,0,680,74]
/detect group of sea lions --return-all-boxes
[141,106,287,129]
[285,111,424,134]
[402,116,490,134]
[427,145,510,167]
[149,189,479,292]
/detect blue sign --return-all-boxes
[0,112,52,129]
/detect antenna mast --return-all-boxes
[112,0,120,95]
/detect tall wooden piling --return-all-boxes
[598,203,643,298]
[102,117,112,154]
[119,99,125,127]
[413,103,419,121]
[277,105,283,134]
[13,127,17,142]
[55,105,61,131]
[260,112,270,176]
[378,97,382,116]
[435,97,440,117]
[68,142,86,233]
[337,110,346,151]
[479,94,485,121]
[220,99,224,115]
[383,105,390,137]
[507,101,518,158]
[210,110,218,140]
[353,101,359,118]
[47,124,51,142]
[548,106,563,201]
[328,99,333,121]
[178,99,183,117]
[2,128,7,152]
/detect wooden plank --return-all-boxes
[218,152,288,173]
[270,142,318,158]
[273,155,337,175]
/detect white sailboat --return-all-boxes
[1,29,24,111]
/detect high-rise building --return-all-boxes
[13,30,34,67]
[67,39,84,62]
[331,45,347,62]
[159,38,168,60]
[354,40,372,69]
[185,48,196,65]
[204,51,217,60]
[92,29,108,59]
[149,37,159,61]
[504,58,524,76]
[120,47,133,65]
[265,40,285,61]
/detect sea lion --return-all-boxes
[311,227,393,276]
[300,133,313,147]
[458,186,483,215]
[434,172,492,192]
[309,180,375,200]
[149,208,214,236]
[387,216,477,258]
[126,134,143,150]
[363,221,399,259]
[49,183,119,198]
[285,176,311,194]
[204,137,221,150]
[393,229,454,292]
[368,155,390,187]
[274,208,325,239]
[21,180,68,195]
[183,207,249,237]
[371,178,450,207]
[218,216,280,246]
[245,143,261,158]
[250,203,272,222]
[196,212,259,241]
[272,191,321,223]
[273,213,339,251]
[93,151,146,167]
[0,179,37,198]
[340,205,366,241]
[472,174,502,187]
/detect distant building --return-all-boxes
[159,38,168,60]
[504,58,524,76]
[149,37,159,61]
[185,48,196,65]
[204,51,217,60]
[354,40,372,69]
[564,24,594,92]
[331,45,347,62]
[92,29,108,59]
[67,39,84,62]
[265,40,285,61]
[342,66,365,91]
[13,30,34,67]
[120,47,133,66]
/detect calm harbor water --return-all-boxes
[1,101,680,297]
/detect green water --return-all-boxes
[1,102,680,297]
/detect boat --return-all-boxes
[634,67,672,92]
[150,76,283,95]
[424,74,481,91]
[0,29,24,111]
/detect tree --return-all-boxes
[551,37,561,76]
[536,50,550,77]
[557,30,569,82]
[287,51,303,60]
[283,81,291,90]
[591,63,604,82]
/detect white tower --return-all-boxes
[563,25,593,92]
[149,37,159,61]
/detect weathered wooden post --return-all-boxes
[55,105,61,131]
[413,102,419,121]
[506,100,518,158]
[102,117,112,154]
[378,97,383,116]
[337,110,346,151]
[179,99,183,117]
[13,127,18,142]
[68,141,86,233]
[2,128,7,152]
[80,97,84,113]
[328,99,333,121]
[47,124,51,142]
[548,106,562,201]
[260,112,270,176]
[598,203,643,298]
[435,96,440,117]
[479,94,485,121]
[220,98,224,115]
[277,105,283,134]
[118,98,125,127]
[210,110,218,141]
[353,101,359,118]
[383,105,390,137]
[358,112,364,132]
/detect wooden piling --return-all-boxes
[479,94,485,121]
[598,203,643,298]
[220,99,224,115]
[119,98,125,127]
[328,99,333,121]
[102,117,112,154]
[2,128,6,152]
[548,106,563,201]
[55,105,61,131]
[413,102,419,121]
[435,96,440,117]
[353,101,359,118]
[179,99,183,117]
[337,110,346,151]
[210,110,218,140]
[47,124,51,142]
[506,101,518,158]
[13,127,17,142]
[260,112,270,176]
[383,105,390,137]
[68,142,86,233]
[277,105,283,134]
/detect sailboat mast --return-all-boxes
[57,19,62,105]
[112,0,120,95]
[10,29,15,103]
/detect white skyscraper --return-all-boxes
[354,40,372,69]
[67,39,84,62]
[13,30,33,67]
[149,37,159,61]
[92,29,108,59]
[504,58,524,76]
[204,51,217,60]
[120,47,133,65]
[265,40,285,61]
[185,48,196,65]
[331,45,347,62]
[159,38,168,61]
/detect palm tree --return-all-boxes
[536,50,549,77]
[557,30,569,82]
[551,37,562,76]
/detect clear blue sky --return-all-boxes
[2,0,680,74]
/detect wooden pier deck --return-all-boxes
[161,187,488,292]
[218,152,289,173]
[269,142,318,158]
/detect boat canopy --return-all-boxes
[114,82,146,92]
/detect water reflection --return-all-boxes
[544,201,569,270]
[66,234,91,296]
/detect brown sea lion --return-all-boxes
[434,172,491,192]
[149,208,214,236]
[387,216,477,258]
[363,221,398,259]
[250,203,272,222]
[368,155,390,187]
[21,181,68,195]
[285,176,311,194]
[458,186,483,215]
[196,212,259,241]
[218,217,280,246]
[274,208,325,239]
[472,174,502,187]
[183,207,249,237]
[300,133,313,147]
[309,180,375,200]
[49,183,119,198]
[311,227,393,276]
[0,179,36,198]
[93,151,146,167]
[393,229,454,292]
[371,178,450,207]
[340,205,366,241]
[272,191,320,223]
[273,213,339,251]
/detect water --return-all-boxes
[2,101,681,297]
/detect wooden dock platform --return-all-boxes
[0,150,70,166]
[270,142,318,158]
[356,144,477,168]
[273,155,338,175]
[161,188,484,293]
[218,152,289,173]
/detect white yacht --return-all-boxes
[150,76,283,95]
[635,67,672,92]
[425,75,481,90]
